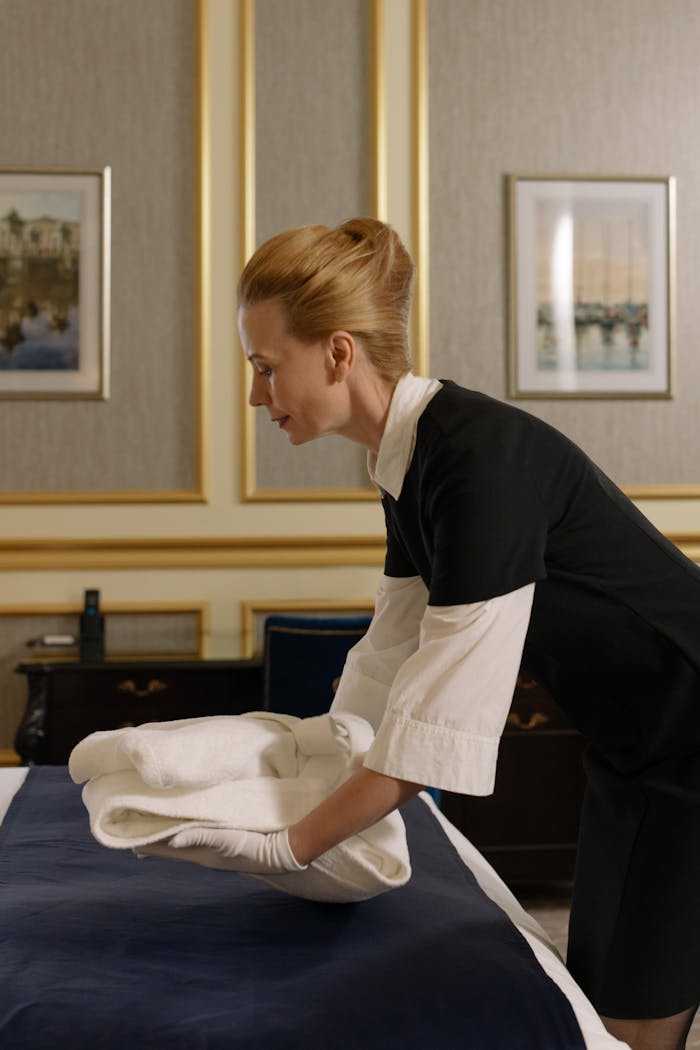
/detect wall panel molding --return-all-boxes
[0,536,387,570]
[0,532,695,571]
[0,601,208,658]
[238,0,428,503]
[411,0,429,377]
[239,0,378,502]
[0,0,208,504]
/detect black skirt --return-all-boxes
[552,630,700,1019]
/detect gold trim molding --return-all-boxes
[240,597,375,658]
[0,532,696,571]
[0,0,209,506]
[0,601,209,659]
[624,484,700,500]
[0,489,207,506]
[411,0,429,377]
[0,536,387,571]
[371,0,386,222]
[239,0,424,504]
[248,486,377,503]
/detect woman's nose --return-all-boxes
[248,372,270,407]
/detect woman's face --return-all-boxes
[239,298,350,445]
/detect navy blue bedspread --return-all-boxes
[0,768,585,1049]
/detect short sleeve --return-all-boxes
[382,494,419,579]
[424,427,549,605]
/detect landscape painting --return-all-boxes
[0,168,110,399]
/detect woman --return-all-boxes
[179,218,699,1050]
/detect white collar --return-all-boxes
[367,373,442,499]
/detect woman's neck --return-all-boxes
[339,367,397,454]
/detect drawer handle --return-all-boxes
[507,711,550,731]
[117,679,168,698]
[516,673,538,690]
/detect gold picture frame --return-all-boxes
[508,174,675,400]
[0,167,110,400]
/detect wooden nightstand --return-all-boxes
[14,658,264,765]
[439,674,585,884]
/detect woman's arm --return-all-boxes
[142,587,533,878]
[288,766,423,866]
[330,573,427,729]
[291,583,536,865]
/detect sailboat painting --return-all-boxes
[508,176,674,398]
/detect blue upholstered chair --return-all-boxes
[262,613,441,805]
[263,614,372,718]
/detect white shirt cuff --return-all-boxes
[364,710,500,796]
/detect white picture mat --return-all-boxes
[0,170,107,397]
[514,178,670,396]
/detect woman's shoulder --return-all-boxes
[412,380,593,500]
[417,380,553,455]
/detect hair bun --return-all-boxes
[339,217,386,246]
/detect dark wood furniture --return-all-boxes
[440,673,585,884]
[15,660,584,884]
[14,659,264,766]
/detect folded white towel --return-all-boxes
[69,711,369,789]
[69,712,411,903]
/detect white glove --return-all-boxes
[136,826,307,875]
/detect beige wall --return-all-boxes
[0,0,197,493]
[1,0,698,756]
[428,0,700,490]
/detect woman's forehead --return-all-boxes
[239,299,288,349]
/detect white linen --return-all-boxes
[68,712,411,903]
[0,768,628,1049]
[0,766,27,823]
[422,794,629,1050]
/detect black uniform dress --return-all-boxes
[382,380,700,1020]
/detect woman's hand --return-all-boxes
[138,768,422,874]
[288,766,423,866]
[136,826,306,874]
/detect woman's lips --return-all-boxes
[272,415,290,428]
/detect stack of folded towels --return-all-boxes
[69,711,411,903]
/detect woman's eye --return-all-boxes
[258,367,272,377]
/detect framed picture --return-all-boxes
[0,167,110,399]
[508,175,675,399]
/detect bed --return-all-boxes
[0,766,626,1049]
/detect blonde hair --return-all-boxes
[237,218,415,381]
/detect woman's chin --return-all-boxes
[281,421,328,445]
[287,430,312,446]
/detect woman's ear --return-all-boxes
[328,331,355,382]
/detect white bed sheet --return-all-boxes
[0,769,627,1050]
